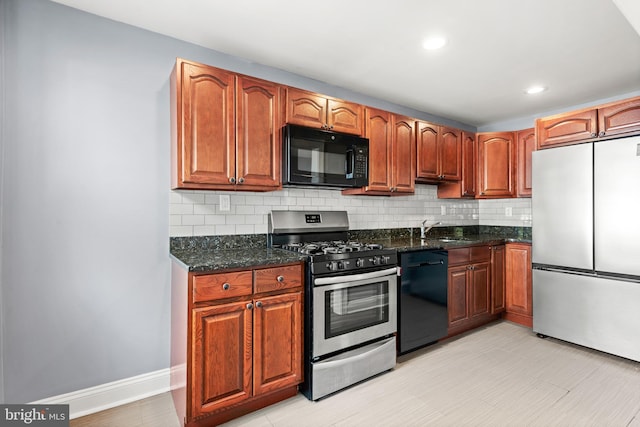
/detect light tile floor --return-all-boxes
[70,321,640,426]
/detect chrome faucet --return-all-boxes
[420,220,441,239]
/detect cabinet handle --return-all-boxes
[222,283,230,290]
[238,177,245,184]
[277,275,284,282]
[599,131,605,137]
[256,301,263,308]
[229,177,236,184]
[246,303,254,310]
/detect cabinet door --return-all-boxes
[439,127,462,181]
[416,122,439,180]
[391,115,416,194]
[506,243,532,318]
[536,109,597,149]
[285,87,327,129]
[175,61,235,187]
[460,132,477,197]
[327,99,363,135]
[448,266,469,328]
[363,107,393,192]
[477,132,515,198]
[468,262,490,318]
[516,128,535,197]
[253,292,303,395]
[192,301,252,418]
[491,245,506,314]
[597,97,640,138]
[236,75,282,190]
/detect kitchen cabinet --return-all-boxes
[536,96,640,149]
[447,245,498,335]
[342,109,415,195]
[490,244,506,314]
[437,131,477,198]
[285,87,363,135]
[171,262,304,426]
[171,58,282,191]
[504,243,532,327]
[516,128,535,197]
[416,122,462,183]
[477,132,516,198]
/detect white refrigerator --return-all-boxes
[532,135,640,362]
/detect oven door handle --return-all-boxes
[314,267,398,286]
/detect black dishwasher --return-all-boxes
[398,249,448,354]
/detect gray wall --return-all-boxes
[0,0,474,403]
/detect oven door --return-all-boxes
[312,267,397,358]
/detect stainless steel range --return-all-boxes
[268,210,397,401]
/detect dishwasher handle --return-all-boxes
[406,259,444,269]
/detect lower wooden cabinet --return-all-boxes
[447,245,500,335]
[490,244,506,314]
[504,243,533,327]
[171,261,304,426]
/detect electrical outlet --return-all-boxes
[505,207,513,217]
[441,206,446,215]
[220,195,230,212]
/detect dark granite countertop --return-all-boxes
[169,226,531,273]
[170,247,307,273]
[366,235,531,252]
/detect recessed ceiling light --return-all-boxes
[526,85,547,95]
[423,37,447,50]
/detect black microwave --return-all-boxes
[282,124,369,188]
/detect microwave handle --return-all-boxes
[346,148,354,179]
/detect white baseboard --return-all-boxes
[30,368,171,419]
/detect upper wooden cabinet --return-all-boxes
[516,128,535,197]
[477,132,516,198]
[171,59,282,191]
[342,109,415,196]
[285,87,363,135]
[536,96,640,149]
[416,122,462,183]
[437,131,476,199]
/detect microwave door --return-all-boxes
[290,139,348,186]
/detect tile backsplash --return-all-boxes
[170,185,532,237]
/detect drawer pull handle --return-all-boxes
[222,283,230,290]
[277,275,285,282]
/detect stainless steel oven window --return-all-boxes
[324,281,389,339]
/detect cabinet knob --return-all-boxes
[591,132,597,138]
[246,303,254,310]
[599,131,605,137]
[277,275,284,282]
[256,301,263,308]
[222,283,230,290]
[238,177,245,184]
[229,177,236,184]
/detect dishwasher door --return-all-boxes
[398,249,448,354]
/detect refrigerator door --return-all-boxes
[531,143,593,270]
[533,269,640,363]
[594,136,640,277]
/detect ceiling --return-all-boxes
[51,0,640,128]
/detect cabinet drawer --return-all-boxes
[254,264,302,293]
[470,246,491,263]
[447,248,470,266]
[193,271,253,303]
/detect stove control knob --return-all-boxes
[356,258,364,267]
[380,256,389,265]
[371,256,379,265]
[327,261,338,271]
[337,261,345,270]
